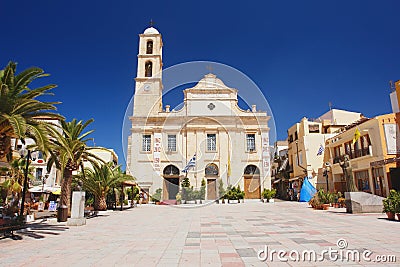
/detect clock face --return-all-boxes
[144,84,151,91]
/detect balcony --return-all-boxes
[333,146,372,164]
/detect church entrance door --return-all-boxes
[244,165,261,199]
[164,178,179,200]
[244,176,261,199]
[163,165,180,200]
[207,179,217,200]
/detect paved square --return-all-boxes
[1,201,400,266]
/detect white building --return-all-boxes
[11,117,62,190]
[287,109,362,190]
[126,27,271,200]
[82,148,118,170]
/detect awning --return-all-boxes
[52,188,61,195]
[29,185,61,194]
[122,180,136,186]
[273,179,281,184]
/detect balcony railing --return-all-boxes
[333,146,372,164]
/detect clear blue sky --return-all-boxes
[2,0,399,167]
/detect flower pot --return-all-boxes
[269,199,274,203]
[229,199,238,204]
[386,212,396,220]
[322,204,330,210]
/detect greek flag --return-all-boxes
[317,144,324,156]
[182,153,196,173]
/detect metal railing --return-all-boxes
[333,147,371,163]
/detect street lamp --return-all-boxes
[19,148,31,219]
[323,162,332,192]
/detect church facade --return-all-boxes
[126,26,271,200]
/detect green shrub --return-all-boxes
[262,188,276,201]
[383,190,400,213]
[151,188,162,202]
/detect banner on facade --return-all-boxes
[383,124,400,154]
[261,133,270,179]
[153,133,162,175]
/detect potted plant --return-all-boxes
[151,188,162,205]
[181,177,191,204]
[338,197,346,208]
[262,189,277,203]
[176,192,182,205]
[383,190,398,220]
[227,186,239,204]
[383,198,395,220]
[235,185,245,203]
[193,189,201,204]
[317,189,330,210]
[308,193,320,209]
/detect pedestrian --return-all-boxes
[139,192,143,205]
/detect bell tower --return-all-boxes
[133,26,163,117]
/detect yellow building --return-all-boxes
[325,113,400,197]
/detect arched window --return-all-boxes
[205,163,219,176]
[146,40,153,54]
[145,61,152,77]
[163,165,179,176]
[244,165,260,175]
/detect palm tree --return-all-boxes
[46,119,102,220]
[75,162,135,211]
[0,61,62,162]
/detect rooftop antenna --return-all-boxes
[149,19,154,27]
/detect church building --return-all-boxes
[126,26,271,201]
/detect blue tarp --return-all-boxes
[299,177,317,202]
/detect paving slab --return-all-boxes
[1,201,400,266]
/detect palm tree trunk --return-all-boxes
[60,168,73,210]
[95,193,107,211]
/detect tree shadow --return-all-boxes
[1,221,69,240]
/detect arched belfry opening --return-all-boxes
[146,40,153,54]
[145,61,153,77]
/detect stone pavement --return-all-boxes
[1,201,400,266]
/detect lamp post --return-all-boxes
[19,148,31,219]
[323,162,332,192]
